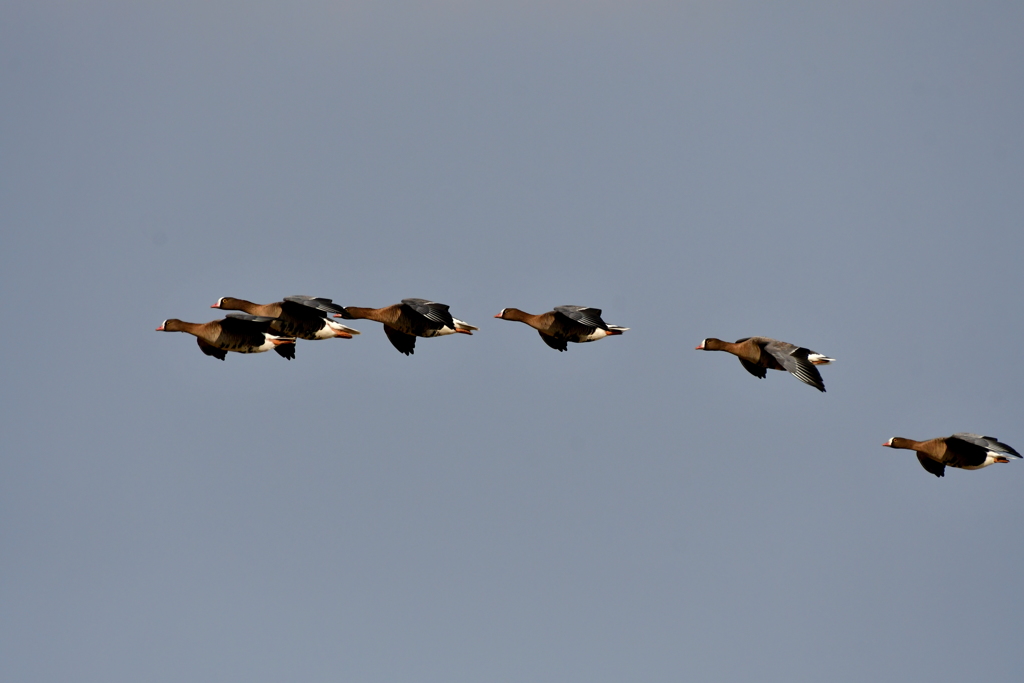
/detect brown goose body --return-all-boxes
[695,336,834,392]
[494,306,628,352]
[336,298,476,355]
[156,317,296,360]
[883,433,1021,477]
[212,296,358,340]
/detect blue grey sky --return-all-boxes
[3,2,1023,681]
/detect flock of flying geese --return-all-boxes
[157,295,1021,479]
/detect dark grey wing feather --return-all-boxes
[273,343,295,360]
[917,454,946,477]
[553,306,608,330]
[538,331,568,351]
[951,433,1021,458]
[283,296,346,316]
[401,299,455,329]
[196,338,227,360]
[763,342,826,392]
[384,324,417,355]
[738,358,767,379]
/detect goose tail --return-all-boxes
[453,318,479,334]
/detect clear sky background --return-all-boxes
[3,2,1023,681]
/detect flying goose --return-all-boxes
[883,433,1021,477]
[335,298,476,355]
[494,305,628,351]
[695,337,834,392]
[212,296,360,340]
[156,316,296,360]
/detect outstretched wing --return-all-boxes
[762,342,826,392]
[538,331,568,352]
[402,299,456,330]
[917,454,946,477]
[384,325,417,355]
[553,306,609,331]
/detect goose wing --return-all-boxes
[283,296,347,317]
[401,299,456,330]
[196,338,227,360]
[738,358,767,379]
[221,315,279,346]
[553,306,609,331]
[762,341,826,392]
[950,433,1021,458]
[538,331,568,352]
[276,298,340,337]
[917,454,946,477]
[384,324,417,355]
